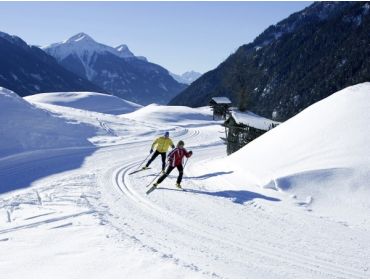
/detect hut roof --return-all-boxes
[210,97,232,105]
[228,111,279,131]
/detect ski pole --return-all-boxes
[136,151,153,170]
[146,162,169,188]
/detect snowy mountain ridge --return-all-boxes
[170,70,202,84]
[43,33,141,81]
[44,32,139,62]
[0,31,104,97]
[43,32,187,105]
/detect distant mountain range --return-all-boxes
[43,33,187,105]
[170,71,202,84]
[170,2,370,121]
[0,31,103,97]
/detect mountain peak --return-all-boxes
[44,33,137,61]
[170,71,202,84]
[64,32,96,44]
[115,44,129,52]
[115,44,134,58]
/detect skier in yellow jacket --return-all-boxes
[143,131,175,172]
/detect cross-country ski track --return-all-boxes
[1,91,370,278]
[99,126,369,278]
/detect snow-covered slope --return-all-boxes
[1,84,370,278]
[0,87,96,158]
[197,83,370,226]
[123,104,213,125]
[25,92,142,115]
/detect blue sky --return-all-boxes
[0,1,311,74]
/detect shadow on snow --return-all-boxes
[184,171,234,180]
[143,171,234,180]
[0,147,97,194]
[158,187,281,205]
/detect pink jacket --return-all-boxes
[168,147,192,167]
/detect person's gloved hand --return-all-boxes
[189,151,193,157]
[150,149,153,154]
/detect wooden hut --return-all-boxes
[222,112,278,155]
[209,97,232,120]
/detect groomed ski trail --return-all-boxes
[99,126,370,279]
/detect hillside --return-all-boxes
[1,84,370,278]
[0,31,103,97]
[25,91,142,115]
[170,2,370,121]
[192,83,370,226]
[0,87,96,158]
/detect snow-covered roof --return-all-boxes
[210,97,232,104]
[230,111,279,131]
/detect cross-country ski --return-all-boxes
[128,167,151,176]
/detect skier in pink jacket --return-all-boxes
[153,140,192,189]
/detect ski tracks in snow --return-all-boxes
[101,126,369,278]
[1,112,369,277]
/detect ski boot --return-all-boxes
[161,169,165,175]
[175,183,182,189]
[142,166,149,170]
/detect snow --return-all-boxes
[170,70,202,84]
[114,44,135,58]
[210,96,232,104]
[231,110,279,130]
[197,83,370,227]
[43,33,141,80]
[43,32,136,62]
[1,84,370,278]
[0,87,96,158]
[124,103,214,126]
[25,91,142,115]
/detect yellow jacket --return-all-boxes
[152,137,174,153]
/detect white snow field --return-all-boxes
[25,91,142,115]
[1,84,370,278]
[0,87,97,158]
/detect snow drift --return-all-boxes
[123,104,213,125]
[203,83,370,225]
[25,91,142,115]
[0,87,96,158]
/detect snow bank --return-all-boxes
[25,91,141,115]
[204,83,370,225]
[0,88,96,158]
[123,104,214,125]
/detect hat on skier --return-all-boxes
[177,140,185,147]
[164,131,169,137]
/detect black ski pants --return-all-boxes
[146,150,166,170]
[157,164,184,185]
